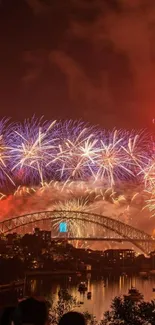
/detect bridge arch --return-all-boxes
[0,210,154,255]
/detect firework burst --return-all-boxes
[145,195,155,217]
[54,197,91,238]
[8,117,57,184]
[46,120,98,181]
[0,117,153,196]
[0,118,15,186]
[142,158,155,191]
[93,129,134,186]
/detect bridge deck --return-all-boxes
[54,237,155,242]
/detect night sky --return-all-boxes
[0,0,155,129]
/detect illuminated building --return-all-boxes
[104,249,135,265]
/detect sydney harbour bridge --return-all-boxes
[0,210,154,255]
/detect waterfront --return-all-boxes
[26,275,155,320]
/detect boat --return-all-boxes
[139,272,149,279]
[139,271,147,276]
[87,291,91,299]
[78,282,87,292]
[126,287,143,301]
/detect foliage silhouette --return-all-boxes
[47,290,155,325]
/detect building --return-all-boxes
[34,228,51,242]
[104,249,135,266]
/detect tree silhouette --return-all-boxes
[104,295,155,325]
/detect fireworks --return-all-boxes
[0,118,15,186]
[0,116,154,251]
[46,120,98,181]
[54,197,105,245]
[0,117,153,190]
[55,197,90,212]
[8,117,57,184]
[0,180,154,251]
[93,129,133,185]
[142,158,155,191]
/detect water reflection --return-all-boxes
[26,275,155,320]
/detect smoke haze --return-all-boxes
[0,0,155,128]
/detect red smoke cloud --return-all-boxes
[21,0,155,129]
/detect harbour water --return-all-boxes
[26,274,155,320]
